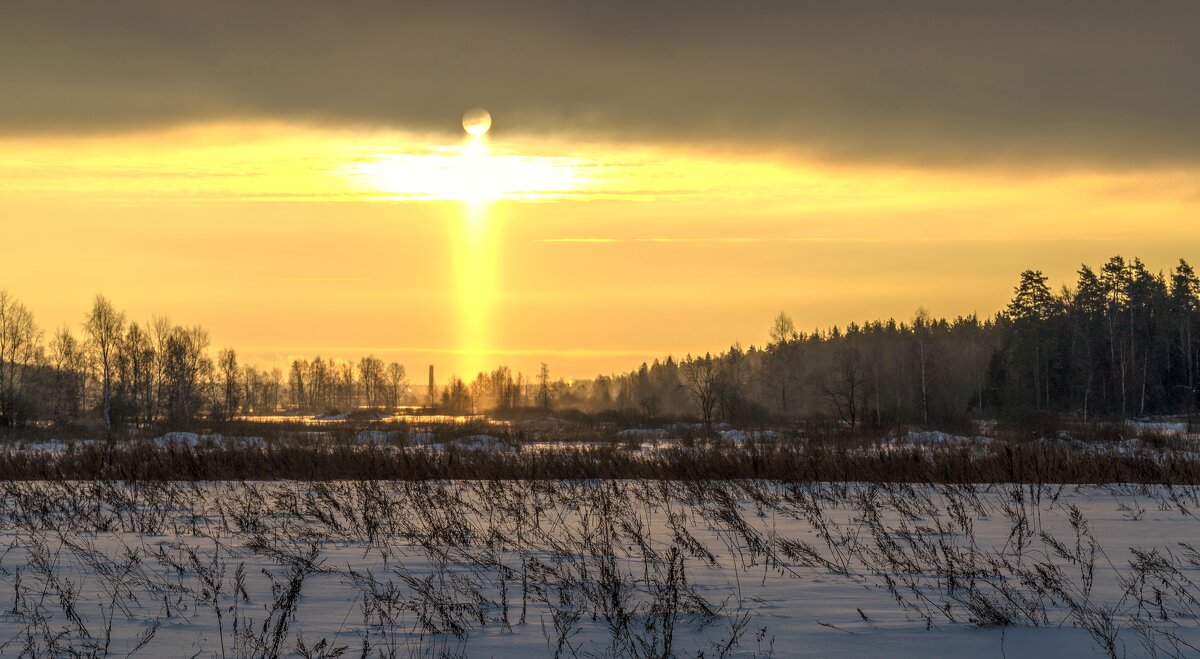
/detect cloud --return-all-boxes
[3,2,1198,169]
[534,236,1123,245]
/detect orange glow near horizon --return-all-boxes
[1,121,1199,380]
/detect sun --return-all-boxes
[462,108,492,137]
[342,114,586,204]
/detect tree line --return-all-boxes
[0,294,414,430]
[0,255,1196,432]
[563,255,1198,430]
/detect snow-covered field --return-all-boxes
[0,480,1198,657]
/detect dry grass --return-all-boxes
[0,437,1195,483]
[2,480,1200,656]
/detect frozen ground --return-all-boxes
[0,481,1197,657]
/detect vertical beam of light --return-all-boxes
[454,137,497,379]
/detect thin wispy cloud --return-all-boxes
[535,236,1124,245]
[267,277,366,282]
[248,346,667,359]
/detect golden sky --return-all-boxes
[3,3,1200,379]
[2,122,1198,378]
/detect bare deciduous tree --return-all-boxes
[163,325,210,427]
[83,295,126,430]
[119,322,155,426]
[0,290,42,426]
[537,362,552,410]
[216,348,240,421]
[385,362,409,411]
[816,345,869,430]
[357,356,385,410]
[48,325,85,423]
[682,353,720,434]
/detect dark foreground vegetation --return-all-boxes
[1,431,1197,484]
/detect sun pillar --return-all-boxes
[456,195,496,377]
[455,108,497,378]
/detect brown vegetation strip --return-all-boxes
[0,442,1195,483]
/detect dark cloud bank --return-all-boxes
[3,1,1198,168]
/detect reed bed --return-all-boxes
[0,438,1196,484]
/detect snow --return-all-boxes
[670,422,732,433]
[899,430,991,446]
[406,430,436,445]
[616,428,670,440]
[0,481,1198,656]
[1128,420,1191,435]
[311,412,349,421]
[152,431,201,448]
[353,430,402,445]
[719,429,781,444]
[869,431,998,457]
[2,439,101,453]
[150,432,267,449]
